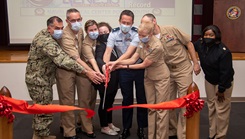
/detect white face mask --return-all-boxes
[52,30,63,40]
[120,24,131,33]
[140,36,150,43]
[88,31,99,40]
[71,21,82,32]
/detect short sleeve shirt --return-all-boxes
[107,27,139,57]
[81,35,97,62]
[136,36,170,80]
[159,25,191,65]
[61,26,84,60]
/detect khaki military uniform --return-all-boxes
[56,26,95,137]
[25,29,85,137]
[137,36,170,139]
[159,25,193,139]
[81,35,97,61]
[79,35,97,133]
[205,81,233,139]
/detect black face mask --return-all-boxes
[203,38,215,45]
[97,33,109,43]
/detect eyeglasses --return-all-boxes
[68,18,82,23]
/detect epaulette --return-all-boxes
[112,27,120,32]
[131,27,138,32]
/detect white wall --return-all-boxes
[0,61,244,101]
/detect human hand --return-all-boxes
[114,64,127,70]
[216,92,225,103]
[106,61,118,71]
[86,70,103,84]
[193,63,201,75]
[98,72,106,82]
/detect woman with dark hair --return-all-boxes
[95,22,120,136]
[194,25,234,139]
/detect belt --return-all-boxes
[167,60,191,69]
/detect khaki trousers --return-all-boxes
[56,68,96,137]
[144,76,170,139]
[168,61,193,139]
[205,80,233,139]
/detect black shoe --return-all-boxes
[64,135,81,139]
[137,128,146,139]
[77,122,81,126]
[208,134,216,139]
[84,132,96,138]
[77,128,96,138]
[119,129,130,139]
[60,126,64,133]
[169,135,178,139]
[75,127,82,134]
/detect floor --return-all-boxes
[12,102,245,139]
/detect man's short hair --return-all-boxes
[47,16,62,26]
[119,10,134,21]
[142,13,156,21]
[66,8,80,19]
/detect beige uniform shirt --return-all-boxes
[136,36,170,80]
[81,35,97,66]
[159,25,190,65]
[61,25,84,60]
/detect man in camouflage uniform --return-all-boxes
[25,16,103,139]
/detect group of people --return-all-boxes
[25,8,234,139]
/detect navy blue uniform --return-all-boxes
[107,27,148,129]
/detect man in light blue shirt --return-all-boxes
[103,10,148,139]
[107,25,139,57]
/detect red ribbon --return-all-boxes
[184,97,204,118]
[108,91,204,118]
[0,95,95,123]
[0,99,15,123]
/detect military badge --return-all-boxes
[226,6,241,20]
[164,34,174,43]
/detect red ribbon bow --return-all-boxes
[0,98,15,123]
[184,98,205,118]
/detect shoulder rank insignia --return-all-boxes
[131,27,138,32]
[112,27,120,32]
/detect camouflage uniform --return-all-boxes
[25,29,85,137]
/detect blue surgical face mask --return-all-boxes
[71,21,82,32]
[52,30,63,40]
[140,36,150,43]
[88,31,99,40]
[120,24,131,33]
